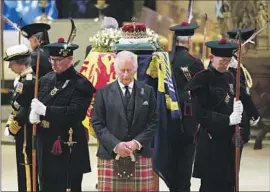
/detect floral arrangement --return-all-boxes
[89,28,122,52]
[146,28,161,49]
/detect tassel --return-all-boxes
[51,136,63,155]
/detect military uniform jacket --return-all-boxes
[171,46,204,136]
[31,45,52,78]
[7,68,35,136]
[37,66,95,174]
[186,64,249,182]
[228,66,260,121]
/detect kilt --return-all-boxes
[98,156,154,192]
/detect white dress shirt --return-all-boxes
[118,79,134,95]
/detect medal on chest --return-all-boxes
[50,80,70,96]
[225,93,231,104]
[15,82,24,94]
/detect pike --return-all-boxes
[1,14,28,38]
[32,51,40,192]
[242,20,270,46]
[202,13,208,65]
[187,0,194,23]
[18,17,23,44]
[234,30,242,192]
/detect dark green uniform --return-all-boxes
[36,66,95,192]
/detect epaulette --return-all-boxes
[76,72,88,81]
[193,69,208,78]
[185,50,197,59]
[26,74,33,81]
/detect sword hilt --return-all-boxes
[64,128,77,147]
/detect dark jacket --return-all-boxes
[37,66,95,176]
[92,80,158,159]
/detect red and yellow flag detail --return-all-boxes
[80,52,117,138]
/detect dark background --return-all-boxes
[55,0,156,27]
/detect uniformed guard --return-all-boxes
[21,23,52,78]
[4,44,37,192]
[227,28,260,129]
[29,36,96,192]
[187,38,245,192]
[226,29,261,148]
[167,21,204,192]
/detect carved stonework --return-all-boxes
[256,0,268,36]
[231,1,257,29]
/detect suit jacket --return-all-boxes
[92,80,158,160]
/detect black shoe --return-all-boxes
[254,139,263,150]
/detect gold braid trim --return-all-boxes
[241,64,253,88]
[22,125,32,191]
[9,120,21,135]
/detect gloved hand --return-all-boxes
[4,126,10,136]
[250,116,260,126]
[229,112,242,125]
[233,98,243,114]
[29,110,41,124]
[31,98,46,116]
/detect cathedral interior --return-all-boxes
[1,0,270,191]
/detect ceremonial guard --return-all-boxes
[187,39,246,192]
[92,51,158,191]
[4,44,36,192]
[29,36,95,191]
[21,23,52,77]
[227,28,260,144]
[168,21,204,192]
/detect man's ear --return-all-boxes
[209,54,214,62]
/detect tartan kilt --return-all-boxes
[98,156,154,192]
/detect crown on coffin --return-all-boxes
[121,23,147,38]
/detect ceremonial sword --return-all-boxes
[64,128,77,192]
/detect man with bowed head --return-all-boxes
[92,50,158,191]
[29,37,95,192]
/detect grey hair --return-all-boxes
[101,17,119,29]
[176,36,191,44]
[114,51,138,71]
[12,56,32,66]
[33,32,44,42]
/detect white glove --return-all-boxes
[250,116,260,126]
[4,127,10,136]
[31,98,46,116]
[29,110,41,124]
[229,112,242,125]
[233,98,243,114]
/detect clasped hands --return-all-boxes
[29,98,47,124]
[115,141,139,158]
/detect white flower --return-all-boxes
[89,28,122,51]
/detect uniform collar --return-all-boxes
[20,67,33,77]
